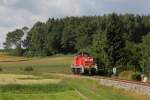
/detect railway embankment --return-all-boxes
[99,78,150,96]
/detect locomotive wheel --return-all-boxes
[76,68,79,74]
[90,68,96,75]
[72,68,96,75]
[71,68,75,74]
[84,69,89,75]
[74,68,77,74]
[73,68,80,74]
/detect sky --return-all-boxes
[0,0,150,49]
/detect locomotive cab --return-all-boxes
[71,53,97,75]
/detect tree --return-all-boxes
[27,22,47,56]
[61,26,76,53]
[4,29,24,48]
[46,19,64,54]
[4,29,24,56]
[140,33,150,76]
[125,41,142,71]
[75,19,97,51]
[90,32,108,67]
[105,13,126,68]
[3,14,150,64]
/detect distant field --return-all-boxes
[0,53,73,74]
[0,53,150,100]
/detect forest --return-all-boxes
[3,13,150,76]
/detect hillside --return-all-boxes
[4,14,150,78]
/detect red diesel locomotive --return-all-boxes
[71,53,97,74]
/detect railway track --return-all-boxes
[92,76,150,96]
[64,73,150,86]
[93,76,150,87]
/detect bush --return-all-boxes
[118,71,141,81]
[131,73,141,81]
[97,68,113,76]
[24,66,34,72]
[116,65,135,76]
[97,69,108,76]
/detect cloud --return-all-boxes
[0,0,150,49]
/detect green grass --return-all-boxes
[0,53,150,100]
[0,91,84,100]
[0,84,73,93]
[66,78,147,100]
[0,75,149,100]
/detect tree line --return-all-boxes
[4,13,150,76]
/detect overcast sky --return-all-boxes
[0,0,150,49]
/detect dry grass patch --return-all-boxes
[0,74,61,85]
[0,53,30,62]
[0,54,72,67]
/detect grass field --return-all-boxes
[0,53,150,100]
[0,53,72,74]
